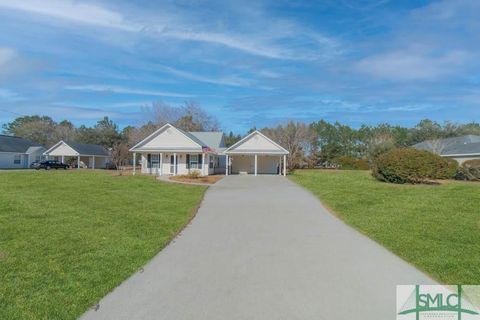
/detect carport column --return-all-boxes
[225,155,229,176]
[202,153,206,176]
[283,155,287,176]
[173,153,177,176]
[160,153,163,175]
[77,155,80,169]
[254,154,258,176]
[92,156,95,169]
[132,153,136,175]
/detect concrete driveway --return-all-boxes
[82,175,433,320]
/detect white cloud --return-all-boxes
[0,0,136,31]
[158,65,253,87]
[64,85,194,98]
[0,47,16,66]
[355,50,470,81]
[0,0,338,60]
[0,88,24,101]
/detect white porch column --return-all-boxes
[279,156,282,175]
[283,155,287,176]
[202,153,206,176]
[132,153,136,175]
[77,155,80,169]
[254,154,258,176]
[61,155,65,163]
[226,155,229,176]
[160,153,163,175]
[173,153,177,176]
[92,156,95,169]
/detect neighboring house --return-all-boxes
[129,123,289,176]
[0,135,46,169]
[43,141,111,169]
[412,135,480,164]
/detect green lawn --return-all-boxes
[290,169,480,284]
[0,170,206,320]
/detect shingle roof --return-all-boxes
[412,135,480,156]
[443,142,480,155]
[0,135,42,153]
[189,132,224,149]
[65,142,110,156]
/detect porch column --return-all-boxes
[283,155,287,176]
[173,153,177,176]
[254,154,258,176]
[160,153,163,175]
[92,156,95,169]
[226,155,229,176]
[77,155,80,169]
[132,153,136,175]
[279,156,282,175]
[202,153,206,176]
[61,155,65,164]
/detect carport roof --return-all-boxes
[224,131,288,155]
[44,141,110,156]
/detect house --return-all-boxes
[412,135,480,164]
[129,123,289,176]
[0,135,46,169]
[43,141,111,169]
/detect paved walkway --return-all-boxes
[82,175,433,320]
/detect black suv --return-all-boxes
[37,160,70,170]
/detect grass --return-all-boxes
[289,169,480,284]
[0,170,206,320]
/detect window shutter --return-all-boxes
[198,153,202,169]
[186,154,190,169]
[147,154,151,166]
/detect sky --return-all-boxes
[0,0,479,133]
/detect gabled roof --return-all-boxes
[130,123,225,152]
[224,130,289,155]
[0,135,43,153]
[44,140,109,156]
[65,142,110,156]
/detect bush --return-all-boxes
[336,156,370,170]
[462,159,480,181]
[372,148,458,184]
[185,170,201,179]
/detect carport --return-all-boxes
[224,131,288,176]
[43,141,111,169]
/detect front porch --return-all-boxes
[133,152,225,176]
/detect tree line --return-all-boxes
[2,101,479,170]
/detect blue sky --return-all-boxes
[0,0,479,133]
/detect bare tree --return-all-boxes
[261,121,315,170]
[110,142,130,175]
[142,101,220,132]
[424,138,456,155]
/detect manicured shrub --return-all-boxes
[335,156,370,170]
[462,159,480,181]
[372,148,458,184]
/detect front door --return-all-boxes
[170,155,177,174]
[151,154,160,174]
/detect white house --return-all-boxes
[129,123,289,176]
[0,135,46,169]
[43,141,111,169]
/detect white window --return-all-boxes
[190,155,198,169]
[14,154,21,164]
